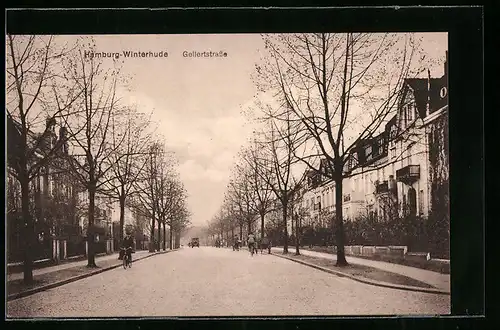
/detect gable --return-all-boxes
[404,79,428,119]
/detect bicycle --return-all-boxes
[122,247,133,269]
[249,243,257,256]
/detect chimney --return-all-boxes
[46,118,56,137]
[59,127,68,154]
[426,69,431,116]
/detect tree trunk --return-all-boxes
[157,217,161,251]
[334,176,348,266]
[239,224,243,240]
[283,198,288,254]
[295,212,300,255]
[163,220,167,251]
[149,214,155,252]
[169,224,173,250]
[87,186,97,267]
[260,213,265,240]
[119,194,125,246]
[20,173,34,283]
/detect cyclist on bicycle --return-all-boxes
[248,232,256,254]
[122,232,135,262]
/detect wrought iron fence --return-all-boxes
[94,241,107,254]
[66,237,86,257]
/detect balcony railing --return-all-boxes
[396,165,420,184]
[375,181,389,194]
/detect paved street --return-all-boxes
[7,247,450,317]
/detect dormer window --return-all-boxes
[366,144,372,160]
[407,103,415,122]
[389,120,398,139]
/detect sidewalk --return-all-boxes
[271,247,450,292]
[7,250,154,282]
[8,249,174,301]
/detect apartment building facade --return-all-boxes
[7,117,82,262]
[298,53,449,228]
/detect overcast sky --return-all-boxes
[74,33,447,227]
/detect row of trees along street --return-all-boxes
[6,35,190,284]
[205,33,435,266]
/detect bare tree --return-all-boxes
[291,185,308,255]
[60,39,126,267]
[252,116,305,254]
[255,33,426,265]
[6,35,83,282]
[238,143,274,241]
[157,170,188,250]
[221,197,240,246]
[132,208,151,249]
[130,141,166,252]
[170,198,191,249]
[227,170,258,240]
[99,106,153,247]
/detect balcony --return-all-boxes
[396,165,420,185]
[375,181,389,194]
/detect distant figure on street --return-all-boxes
[121,232,135,262]
[233,235,240,251]
[260,236,271,254]
[248,233,257,255]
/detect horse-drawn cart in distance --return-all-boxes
[190,237,200,248]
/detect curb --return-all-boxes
[9,252,121,274]
[7,250,176,302]
[271,253,450,296]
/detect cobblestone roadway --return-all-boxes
[7,247,450,317]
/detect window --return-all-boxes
[375,136,385,156]
[390,125,398,139]
[40,176,45,193]
[402,105,407,126]
[373,142,379,157]
[390,147,396,160]
[366,145,372,159]
[407,103,414,122]
[419,189,424,215]
[408,187,417,216]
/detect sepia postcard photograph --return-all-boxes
[6,24,454,318]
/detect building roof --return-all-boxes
[404,74,448,119]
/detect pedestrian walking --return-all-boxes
[260,236,271,254]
